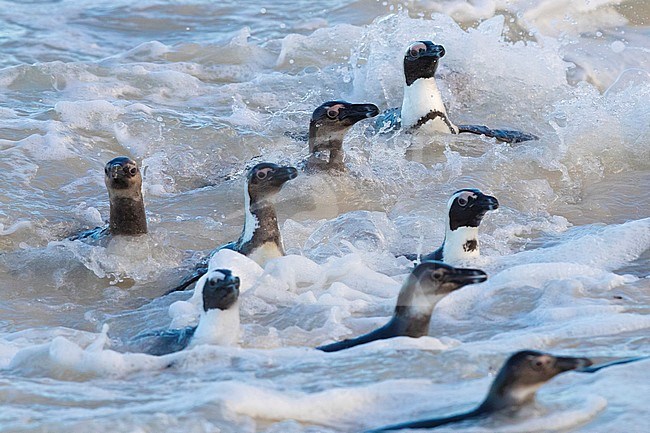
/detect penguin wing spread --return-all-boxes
[457,124,538,143]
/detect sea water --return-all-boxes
[0,0,648,432]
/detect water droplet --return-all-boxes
[260,8,267,14]
[610,40,625,53]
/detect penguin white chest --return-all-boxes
[442,226,480,264]
[400,78,457,133]
[248,242,283,266]
[190,305,240,348]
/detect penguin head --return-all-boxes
[447,188,499,231]
[202,269,241,312]
[104,156,142,192]
[412,260,487,295]
[485,350,592,408]
[310,100,380,133]
[246,162,298,202]
[403,41,446,86]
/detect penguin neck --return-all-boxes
[108,192,148,236]
[190,302,240,347]
[391,276,441,337]
[400,77,457,133]
[308,125,346,170]
[442,225,479,264]
[238,186,284,258]
[480,381,542,412]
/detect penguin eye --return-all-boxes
[457,197,468,206]
[256,168,274,180]
[431,270,444,281]
[531,359,544,371]
[129,167,138,176]
[407,42,427,58]
[326,108,338,119]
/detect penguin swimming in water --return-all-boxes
[139,269,241,356]
[166,162,297,294]
[306,100,379,171]
[402,188,499,263]
[317,261,487,352]
[374,41,537,143]
[367,350,592,432]
[70,156,147,242]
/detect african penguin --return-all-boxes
[375,41,538,143]
[307,100,379,171]
[139,269,241,356]
[166,162,297,294]
[403,188,499,264]
[368,350,592,431]
[69,156,147,242]
[317,261,487,352]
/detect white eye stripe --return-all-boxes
[210,271,226,281]
[447,191,477,209]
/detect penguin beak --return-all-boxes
[476,194,499,211]
[445,267,488,287]
[423,44,445,59]
[339,103,380,123]
[270,166,298,184]
[554,356,593,372]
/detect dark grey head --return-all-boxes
[393,260,487,336]
[412,260,487,294]
[447,188,499,231]
[104,156,142,192]
[308,100,379,151]
[403,41,446,86]
[397,260,487,309]
[246,162,298,204]
[202,269,241,312]
[310,100,380,131]
[482,350,593,411]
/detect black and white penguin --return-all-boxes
[306,100,379,171]
[167,162,297,293]
[317,261,487,352]
[368,350,592,432]
[70,156,147,241]
[403,188,499,263]
[375,41,538,143]
[140,269,241,356]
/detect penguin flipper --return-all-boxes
[397,247,442,263]
[373,107,402,134]
[578,356,650,373]
[134,326,197,356]
[457,124,538,143]
[68,226,108,242]
[366,409,485,432]
[317,324,397,353]
[164,257,210,295]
